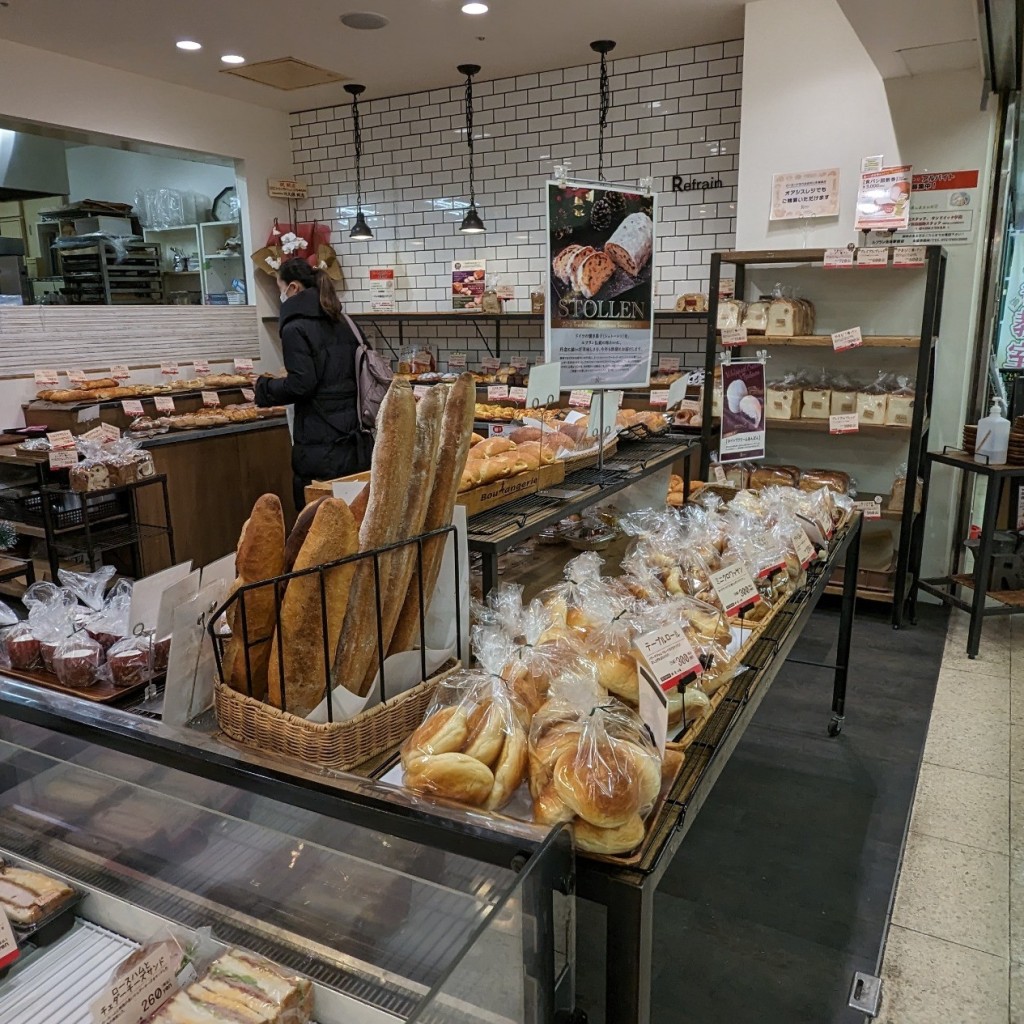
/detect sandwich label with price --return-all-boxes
[792,528,818,568]
[0,912,18,970]
[710,563,761,617]
[90,940,179,1024]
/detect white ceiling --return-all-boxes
[0,0,746,112]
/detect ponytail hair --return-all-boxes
[278,257,341,322]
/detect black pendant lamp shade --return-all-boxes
[458,63,485,233]
[345,83,373,240]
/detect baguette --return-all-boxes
[349,481,370,527]
[358,386,444,695]
[387,372,475,658]
[268,498,359,716]
[283,496,327,576]
[224,494,286,700]
[333,381,417,694]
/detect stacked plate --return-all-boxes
[962,423,1024,464]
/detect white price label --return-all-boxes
[481,356,501,372]
[721,326,748,346]
[47,429,76,450]
[0,912,18,971]
[710,563,762,617]
[497,284,516,300]
[635,624,702,691]
[829,413,860,434]
[121,400,145,417]
[101,423,121,442]
[34,368,59,387]
[80,426,107,444]
[713,465,727,484]
[160,361,179,376]
[66,368,87,385]
[792,529,817,568]
[241,388,255,402]
[508,386,528,404]
[853,497,883,520]
[192,359,211,376]
[658,356,680,374]
[201,391,220,408]
[90,941,179,1024]
[823,247,854,268]
[487,385,509,401]
[650,390,669,408]
[413,385,430,400]
[637,665,669,756]
[154,396,175,414]
[234,357,254,374]
[831,326,863,351]
[856,247,889,268]
[568,389,592,409]
[48,449,79,471]
[332,480,367,502]
[448,352,467,370]
[110,364,131,381]
[893,246,926,268]
[509,357,529,371]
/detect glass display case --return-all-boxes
[0,716,574,1023]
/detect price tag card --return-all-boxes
[856,247,889,268]
[90,940,180,1024]
[568,389,592,409]
[110,364,131,381]
[526,360,560,411]
[829,412,860,434]
[792,529,818,568]
[508,386,528,404]
[893,246,926,268]
[658,356,680,374]
[192,359,211,376]
[154,396,175,414]
[201,391,220,408]
[0,912,19,970]
[650,390,669,408]
[332,480,367,503]
[481,356,501,373]
[710,563,762,617]
[599,390,623,440]
[667,376,689,411]
[34,368,59,387]
[824,247,854,268]
[234,357,254,374]
[713,465,728,484]
[122,399,145,417]
[831,326,863,352]
[488,384,509,401]
[413,385,430,400]
[637,663,669,756]
[241,388,255,402]
[509,357,529,371]
[448,352,467,370]
[101,423,122,442]
[635,624,703,691]
[721,326,748,346]
[66,368,87,385]
[47,429,76,450]
[853,497,882,520]
[48,449,79,471]
[160,360,179,376]
[80,426,107,444]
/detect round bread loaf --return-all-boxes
[509,426,543,444]
[485,726,528,810]
[533,782,576,825]
[474,436,517,458]
[553,740,642,829]
[405,752,494,806]
[462,700,506,768]
[402,706,469,766]
[595,650,638,703]
[572,814,645,855]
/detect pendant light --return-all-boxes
[457,63,486,233]
[345,83,373,240]
[590,40,616,182]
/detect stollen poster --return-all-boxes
[719,360,766,463]
[545,181,657,389]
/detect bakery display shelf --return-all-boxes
[0,487,122,532]
[718,333,920,348]
[948,575,1024,607]
[763,418,914,436]
[49,521,170,559]
[576,513,863,1022]
[823,582,895,603]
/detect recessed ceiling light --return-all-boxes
[176,40,202,51]
[221,54,245,64]
[462,2,488,13]
[340,11,389,29]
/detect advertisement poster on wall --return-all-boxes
[997,230,1024,368]
[868,170,980,246]
[452,259,486,310]
[854,165,913,232]
[545,181,657,389]
[769,167,840,220]
[369,268,396,312]
[719,360,766,463]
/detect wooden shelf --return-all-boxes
[824,583,894,603]
[951,574,1024,607]
[762,418,913,436]
[724,334,920,348]
[719,246,941,266]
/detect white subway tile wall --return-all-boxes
[289,40,740,369]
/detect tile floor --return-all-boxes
[876,609,1019,1024]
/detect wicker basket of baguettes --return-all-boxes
[212,376,477,772]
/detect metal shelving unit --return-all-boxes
[701,247,946,627]
[56,240,164,305]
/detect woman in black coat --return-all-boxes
[255,259,372,510]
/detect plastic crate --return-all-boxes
[0,486,121,530]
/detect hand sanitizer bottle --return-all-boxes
[975,398,1010,465]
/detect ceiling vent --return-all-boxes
[222,57,348,90]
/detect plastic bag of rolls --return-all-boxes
[528,697,662,855]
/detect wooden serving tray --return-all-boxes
[1,664,152,703]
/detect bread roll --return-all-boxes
[553,740,642,828]
[541,432,576,453]
[460,462,483,491]
[509,426,543,445]
[333,382,417,695]
[485,726,527,810]
[357,387,444,695]
[267,498,359,716]
[405,752,494,805]
[572,814,645,855]
[474,436,517,458]
[463,700,506,767]
[595,650,639,703]
[402,706,470,767]
[388,373,476,657]
[470,432,485,445]
[557,421,588,445]
[475,456,510,485]
[224,494,286,700]
[533,782,576,825]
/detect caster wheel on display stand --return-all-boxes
[827,716,843,737]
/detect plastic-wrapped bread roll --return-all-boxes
[333,381,417,695]
[604,212,654,277]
